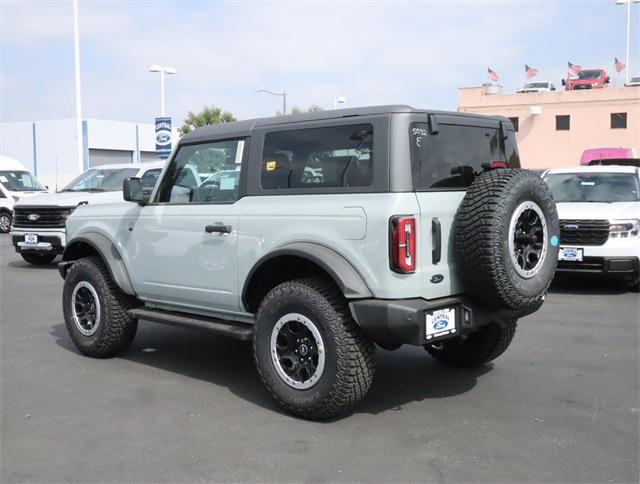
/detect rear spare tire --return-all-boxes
[455,169,559,314]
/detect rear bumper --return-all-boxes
[349,296,523,347]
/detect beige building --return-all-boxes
[458,86,640,169]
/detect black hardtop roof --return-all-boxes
[180,105,509,142]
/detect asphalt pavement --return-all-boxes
[1,235,638,483]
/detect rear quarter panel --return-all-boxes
[237,193,423,299]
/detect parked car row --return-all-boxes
[516,69,640,94]
[2,149,638,294]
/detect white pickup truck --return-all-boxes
[543,165,640,291]
[11,162,164,265]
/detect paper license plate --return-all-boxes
[558,247,583,262]
[426,307,457,341]
[24,233,38,244]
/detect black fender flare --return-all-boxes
[242,242,373,309]
[61,233,136,295]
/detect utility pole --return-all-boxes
[72,0,83,173]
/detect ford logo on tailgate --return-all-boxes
[27,214,40,221]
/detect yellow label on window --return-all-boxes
[265,161,277,171]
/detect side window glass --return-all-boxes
[157,140,244,203]
[261,124,373,189]
[140,169,161,188]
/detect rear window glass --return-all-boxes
[261,124,373,189]
[410,122,520,190]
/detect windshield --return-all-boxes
[544,172,640,203]
[524,83,548,89]
[0,170,46,192]
[575,70,603,80]
[62,168,139,192]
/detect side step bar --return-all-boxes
[128,308,254,341]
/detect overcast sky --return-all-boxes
[1,0,639,125]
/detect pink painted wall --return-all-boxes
[458,86,640,169]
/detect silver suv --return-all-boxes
[58,106,559,419]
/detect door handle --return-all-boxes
[432,218,441,264]
[205,223,232,234]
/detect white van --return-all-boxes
[0,156,48,203]
[0,184,14,233]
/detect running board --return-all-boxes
[128,308,254,341]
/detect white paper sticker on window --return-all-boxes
[0,176,7,183]
[235,140,244,164]
[220,177,235,190]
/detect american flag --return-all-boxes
[567,61,582,76]
[615,57,626,73]
[525,64,539,79]
[487,67,499,82]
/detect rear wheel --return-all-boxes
[253,277,376,420]
[21,252,57,265]
[63,256,139,358]
[0,212,11,233]
[425,320,517,368]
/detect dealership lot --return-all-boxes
[0,235,638,483]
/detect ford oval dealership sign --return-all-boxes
[155,117,172,159]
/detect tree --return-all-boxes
[179,105,236,136]
[277,104,325,116]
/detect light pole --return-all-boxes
[149,65,176,116]
[256,89,287,115]
[616,0,640,85]
[334,96,346,110]
[72,0,83,173]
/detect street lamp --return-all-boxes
[615,0,640,85]
[256,89,287,115]
[149,65,176,116]
[334,96,346,109]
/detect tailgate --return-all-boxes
[415,192,465,299]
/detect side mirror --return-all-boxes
[605,76,610,84]
[561,79,566,86]
[123,177,148,205]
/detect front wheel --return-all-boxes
[63,256,139,358]
[425,320,517,368]
[253,278,376,420]
[21,252,57,265]
[0,212,12,233]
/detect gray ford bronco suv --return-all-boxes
[59,106,559,420]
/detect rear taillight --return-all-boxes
[390,216,416,273]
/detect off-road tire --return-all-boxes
[426,320,517,368]
[63,256,138,358]
[21,252,57,265]
[253,277,376,420]
[0,212,11,233]
[455,169,559,314]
